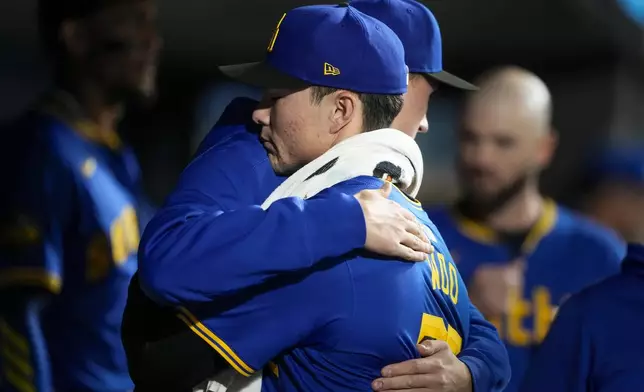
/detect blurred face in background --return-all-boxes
[588,182,644,242]
[391,74,435,138]
[253,87,362,175]
[456,95,555,206]
[62,0,161,102]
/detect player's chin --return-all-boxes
[467,178,499,194]
[269,157,287,176]
[466,185,501,203]
[270,158,298,177]
[121,81,157,106]
[126,67,158,100]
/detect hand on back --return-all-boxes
[355,182,433,262]
[469,258,525,318]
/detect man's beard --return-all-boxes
[107,84,156,108]
[90,39,158,108]
[458,172,531,221]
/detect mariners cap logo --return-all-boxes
[267,13,287,52]
[324,62,340,76]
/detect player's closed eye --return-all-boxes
[458,128,479,144]
[493,135,515,149]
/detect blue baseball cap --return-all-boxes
[219,4,408,95]
[350,0,476,90]
[590,147,644,186]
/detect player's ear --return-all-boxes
[328,90,357,135]
[537,127,558,167]
[60,19,89,58]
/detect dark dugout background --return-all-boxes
[0,0,643,206]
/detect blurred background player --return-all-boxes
[579,146,644,242]
[427,65,626,392]
[520,147,644,392]
[0,0,160,391]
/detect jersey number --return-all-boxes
[110,206,140,264]
[418,313,462,355]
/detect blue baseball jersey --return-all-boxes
[0,110,148,391]
[138,97,509,392]
[520,243,644,392]
[427,203,625,392]
[177,177,471,391]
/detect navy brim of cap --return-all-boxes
[219,62,310,90]
[426,71,478,91]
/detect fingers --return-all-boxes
[357,184,434,262]
[401,213,422,236]
[504,262,525,289]
[372,342,453,391]
[398,236,433,260]
[380,358,429,378]
[372,375,434,391]
[377,342,449,379]
[510,258,526,271]
[417,340,449,357]
[380,181,393,197]
[403,222,421,239]
[372,375,433,391]
[396,214,432,261]
[395,245,430,262]
[398,206,416,222]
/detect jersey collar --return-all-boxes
[452,198,557,254]
[39,90,123,150]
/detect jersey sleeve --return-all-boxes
[174,263,353,376]
[591,230,625,278]
[138,139,366,306]
[0,148,74,294]
[458,303,511,392]
[519,295,590,392]
[0,298,53,392]
[194,96,260,156]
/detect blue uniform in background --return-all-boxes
[178,178,472,390]
[427,204,625,392]
[520,243,644,392]
[136,97,510,391]
[519,145,644,392]
[0,107,149,391]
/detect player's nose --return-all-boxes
[252,107,271,126]
[417,115,429,134]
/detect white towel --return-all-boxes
[194,128,423,392]
[262,128,423,209]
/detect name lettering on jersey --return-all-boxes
[109,205,140,265]
[81,157,97,178]
[427,252,459,305]
[86,205,139,281]
[86,234,111,281]
[488,286,559,346]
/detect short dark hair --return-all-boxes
[310,86,403,131]
[409,72,441,91]
[408,73,424,82]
